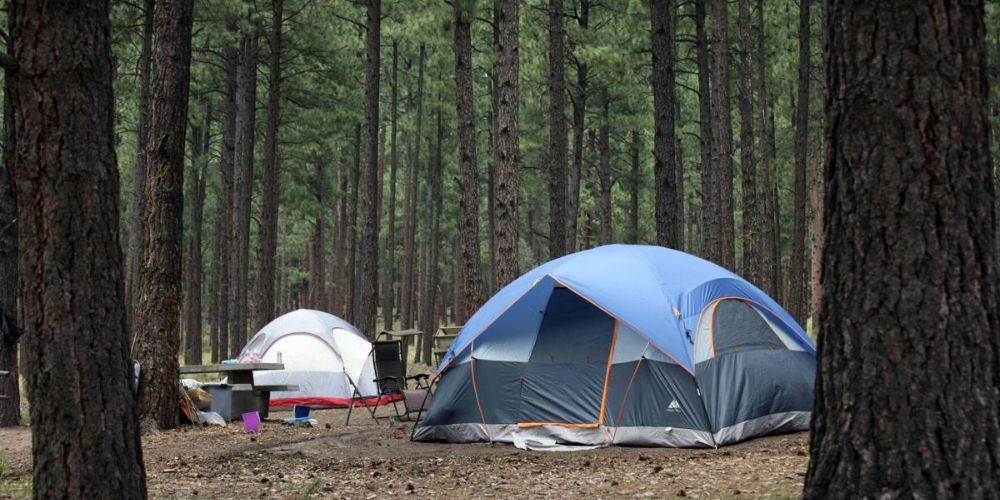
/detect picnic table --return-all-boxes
[0,370,8,400]
[380,329,422,372]
[433,326,463,365]
[179,363,294,420]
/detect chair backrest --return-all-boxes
[372,341,404,393]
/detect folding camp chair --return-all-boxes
[346,340,433,425]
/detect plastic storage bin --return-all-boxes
[202,383,233,421]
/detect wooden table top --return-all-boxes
[178,363,284,374]
[380,329,423,338]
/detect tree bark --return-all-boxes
[567,0,590,253]
[753,0,779,298]
[547,0,568,259]
[0,41,19,426]
[135,0,195,430]
[597,86,612,244]
[454,0,483,323]
[212,45,238,362]
[494,0,521,289]
[254,0,283,331]
[13,0,147,493]
[230,28,258,355]
[694,0,712,256]
[788,0,810,324]
[357,0,381,337]
[737,0,762,284]
[650,0,682,249]
[629,129,641,244]
[332,155,347,315]
[401,47,425,329]
[705,0,735,269]
[126,0,156,338]
[310,157,327,309]
[805,1,1000,496]
[184,108,210,366]
[382,39,400,331]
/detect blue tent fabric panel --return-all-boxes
[695,350,815,431]
[458,277,556,363]
[419,362,480,426]
[602,360,710,431]
[518,364,606,424]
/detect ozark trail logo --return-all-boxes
[666,399,682,412]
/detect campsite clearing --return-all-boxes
[0,406,809,499]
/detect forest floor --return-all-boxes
[0,400,810,499]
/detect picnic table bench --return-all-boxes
[433,326,463,365]
[179,363,295,420]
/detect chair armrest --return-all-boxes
[373,376,402,383]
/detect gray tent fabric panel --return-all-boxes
[419,362,481,426]
[517,288,614,424]
[710,300,786,355]
[473,360,528,423]
[696,350,815,432]
[603,360,711,432]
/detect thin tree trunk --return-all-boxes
[567,0,590,253]
[494,0,521,289]
[230,29,258,355]
[356,0,381,337]
[805,1,1000,495]
[213,45,238,362]
[454,0,483,323]
[788,0,810,325]
[753,0,778,297]
[254,0,283,331]
[650,0,682,249]
[332,155,347,315]
[13,0,147,494]
[737,0,762,285]
[547,0,568,259]
[346,124,361,324]
[382,40,400,331]
[694,0,712,256]
[126,0,155,338]
[706,0,735,269]
[597,86,612,244]
[0,40,19,426]
[420,107,444,362]
[629,130,641,244]
[135,0,195,431]
[184,108,210,366]
[401,47,425,329]
[311,157,327,309]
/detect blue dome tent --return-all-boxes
[413,244,816,447]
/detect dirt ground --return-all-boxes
[0,404,810,499]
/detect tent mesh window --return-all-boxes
[711,300,787,356]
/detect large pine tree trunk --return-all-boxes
[382,40,399,331]
[705,0,735,268]
[136,0,195,430]
[184,109,210,366]
[650,0,682,249]
[494,0,520,289]
[254,0,283,331]
[126,0,156,338]
[401,47,425,330]
[547,0,568,259]
[454,0,483,323]
[13,0,147,493]
[737,0,761,283]
[567,0,590,254]
[753,0,778,298]
[357,0,381,337]
[694,0,712,255]
[0,46,19,426]
[212,46,238,362]
[805,1,1000,496]
[788,0,810,324]
[230,29,258,356]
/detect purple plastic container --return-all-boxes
[241,411,261,433]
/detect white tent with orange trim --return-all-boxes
[413,245,815,447]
